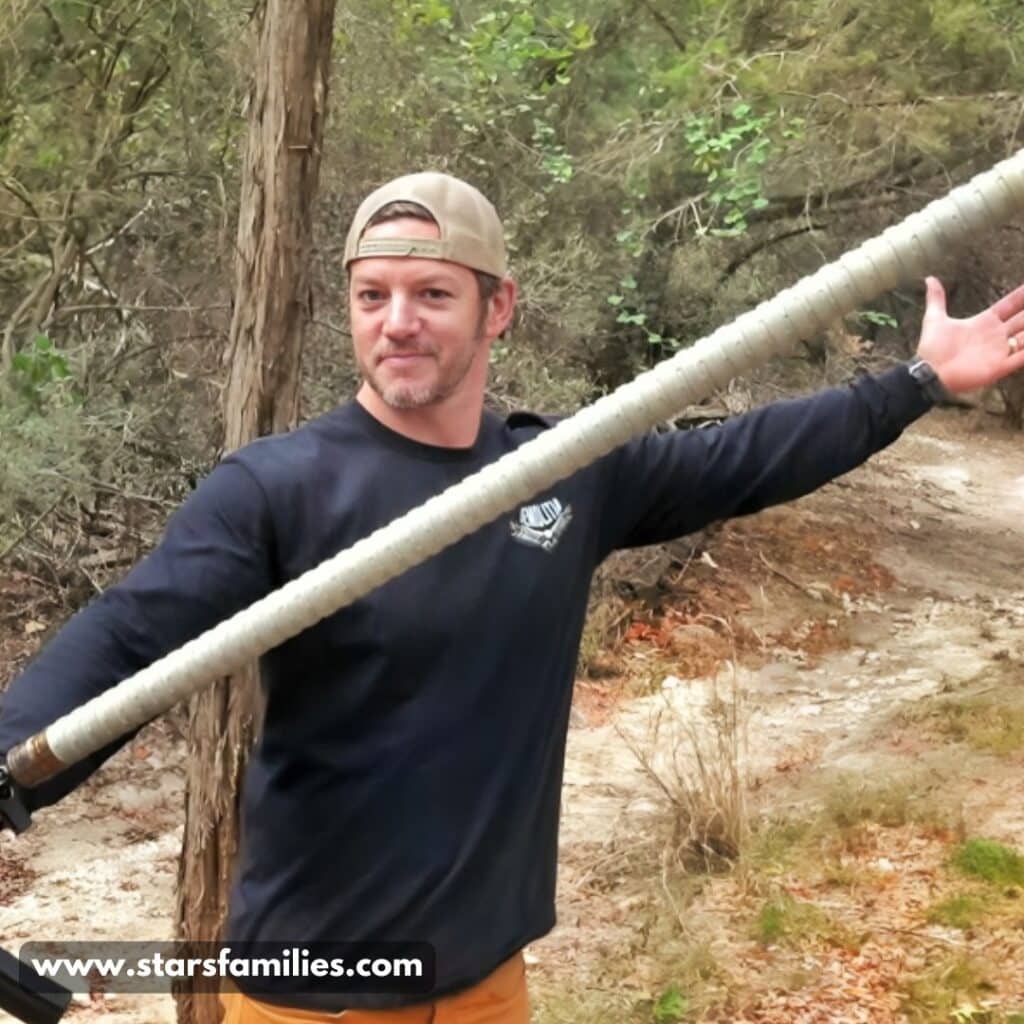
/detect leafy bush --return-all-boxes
[9,335,77,409]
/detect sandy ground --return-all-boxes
[1,409,1022,1023]
[531,411,1024,1020]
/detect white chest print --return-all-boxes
[509,496,573,552]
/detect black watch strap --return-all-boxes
[906,358,950,405]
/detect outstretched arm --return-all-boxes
[600,277,1024,553]
[0,458,277,817]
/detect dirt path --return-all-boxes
[532,411,1024,1021]
[1,410,1022,1023]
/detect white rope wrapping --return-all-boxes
[30,148,1024,776]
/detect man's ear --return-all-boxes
[485,278,518,341]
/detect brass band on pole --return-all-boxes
[6,733,66,789]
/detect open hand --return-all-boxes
[916,277,1024,394]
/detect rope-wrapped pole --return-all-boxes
[7,150,1024,789]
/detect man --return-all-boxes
[2,172,1024,1024]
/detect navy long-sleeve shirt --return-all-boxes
[0,366,931,1008]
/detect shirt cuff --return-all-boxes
[873,363,936,422]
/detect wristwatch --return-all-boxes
[906,358,951,405]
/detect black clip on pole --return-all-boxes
[1,760,73,1024]
[0,947,71,1024]
[0,759,32,834]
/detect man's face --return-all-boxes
[348,217,493,411]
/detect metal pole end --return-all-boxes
[0,946,72,1024]
[6,734,65,789]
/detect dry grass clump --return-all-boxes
[622,667,750,874]
[895,666,1024,757]
[577,589,633,679]
[821,773,957,836]
[742,817,814,876]
[899,955,1002,1023]
[933,698,1024,755]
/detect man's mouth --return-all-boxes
[378,351,432,364]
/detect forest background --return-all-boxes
[2,0,1024,584]
[2,4,1024,1023]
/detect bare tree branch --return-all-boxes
[638,0,686,53]
[720,223,826,281]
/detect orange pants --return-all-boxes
[218,952,529,1024]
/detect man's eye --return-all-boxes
[358,290,384,302]
[423,288,451,300]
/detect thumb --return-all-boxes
[924,276,947,318]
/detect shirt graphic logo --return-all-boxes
[510,497,573,552]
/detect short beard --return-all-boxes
[368,374,450,410]
[363,334,483,410]
[361,308,489,411]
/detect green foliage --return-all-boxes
[321,0,1024,395]
[392,0,594,189]
[9,335,75,408]
[0,0,243,374]
[952,839,1024,887]
[460,2,594,81]
[752,892,856,948]
[1,0,241,189]
[684,103,775,236]
[1,333,88,537]
[4,0,1024,579]
[487,340,593,411]
[857,310,899,329]
[926,892,990,929]
[605,273,679,350]
[652,984,689,1023]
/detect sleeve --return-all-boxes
[0,456,278,813]
[598,364,932,554]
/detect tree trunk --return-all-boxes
[174,4,336,1022]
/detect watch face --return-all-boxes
[908,359,945,401]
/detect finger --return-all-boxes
[1003,310,1024,340]
[924,276,946,318]
[992,280,1024,321]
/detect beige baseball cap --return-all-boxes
[344,172,507,278]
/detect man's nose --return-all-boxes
[383,294,420,338]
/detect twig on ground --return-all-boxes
[758,550,825,602]
[868,923,966,949]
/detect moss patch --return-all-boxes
[925,891,990,929]
[953,838,1024,887]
